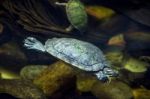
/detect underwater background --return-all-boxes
[0,0,150,99]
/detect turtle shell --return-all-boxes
[66,0,87,31]
[44,38,110,71]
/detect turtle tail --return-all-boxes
[24,37,46,52]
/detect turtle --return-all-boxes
[55,0,87,32]
[24,37,118,82]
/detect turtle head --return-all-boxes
[24,37,46,52]
[103,67,119,78]
[95,67,118,82]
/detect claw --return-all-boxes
[24,42,35,46]
[24,44,33,47]
[24,37,37,43]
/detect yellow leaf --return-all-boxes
[86,5,115,20]
[108,34,126,47]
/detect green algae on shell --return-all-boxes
[66,0,87,31]
[56,0,87,32]
[24,37,118,82]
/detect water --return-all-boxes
[0,0,150,99]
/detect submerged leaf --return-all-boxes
[108,34,126,47]
[86,5,115,20]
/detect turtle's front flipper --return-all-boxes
[55,2,67,6]
[24,37,46,52]
[65,25,73,32]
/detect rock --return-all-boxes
[20,65,48,80]
[76,73,97,92]
[0,41,27,69]
[123,58,148,73]
[33,61,76,96]
[0,67,20,79]
[91,80,133,99]
[133,87,150,99]
[0,79,46,99]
